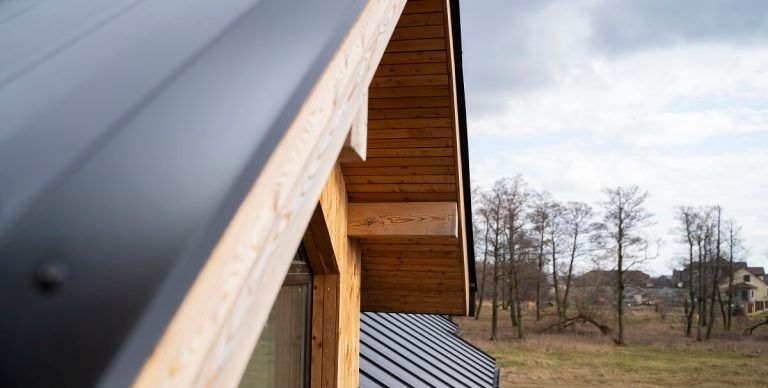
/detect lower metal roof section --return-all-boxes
[360,312,499,388]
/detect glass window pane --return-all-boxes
[239,284,310,388]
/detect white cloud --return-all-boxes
[470,44,768,147]
[463,1,768,275]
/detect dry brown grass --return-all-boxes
[455,303,768,387]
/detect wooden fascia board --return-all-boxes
[132,1,406,387]
[347,202,458,239]
[442,0,471,316]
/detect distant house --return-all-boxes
[571,270,651,305]
[721,266,768,315]
[643,276,686,306]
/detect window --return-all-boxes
[743,275,750,282]
[239,247,312,388]
[741,290,749,301]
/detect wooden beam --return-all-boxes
[339,92,368,163]
[132,1,406,387]
[347,202,457,239]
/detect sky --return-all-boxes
[460,0,768,275]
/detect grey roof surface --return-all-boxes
[0,0,365,386]
[360,312,498,388]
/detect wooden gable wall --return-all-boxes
[341,0,468,315]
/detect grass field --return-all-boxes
[455,304,768,387]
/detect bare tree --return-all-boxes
[725,220,746,331]
[474,207,491,320]
[528,191,552,321]
[594,185,654,346]
[501,176,529,339]
[481,181,508,340]
[561,202,595,316]
[545,201,565,317]
[675,206,697,336]
[705,206,722,340]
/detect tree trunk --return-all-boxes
[562,233,577,316]
[684,296,692,335]
[490,242,499,340]
[535,232,544,321]
[706,210,721,340]
[696,239,703,341]
[726,228,734,331]
[551,241,561,317]
[474,226,491,319]
[616,216,625,346]
[514,270,524,339]
[616,245,625,345]
[685,239,695,336]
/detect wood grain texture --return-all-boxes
[347,202,457,238]
[339,92,368,163]
[442,0,471,316]
[317,165,362,388]
[342,0,471,316]
[132,1,406,387]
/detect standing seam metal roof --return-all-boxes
[360,312,499,388]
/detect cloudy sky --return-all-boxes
[460,0,768,275]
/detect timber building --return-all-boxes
[0,0,496,387]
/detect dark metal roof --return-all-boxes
[360,312,498,388]
[0,0,366,386]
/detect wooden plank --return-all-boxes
[347,192,457,202]
[345,183,456,193]
[362,293,464,304]
[345,175,455,184]
[339,92,368,163]
[369,85,449,98]
[362,258,462,269]
[362,249,461,259]
[403,0,443,14]
[362,262,462,272]
[361,243,459,251]
[443,0,470,316]
[371,74,448,88]
[368,95,450,109]
[385,38,446,52]
[379,51,447,65]
[367,137,452,148]
[360,275,463,286]
[341,166,454,176]
[342,157,454,167]
[132,1,407,387]
[361,281,462,292]
[362,305,465,315]
[309,275,325,388]
[368,117,452,129]
[361,269,462,279]
[391,25,445,40]
[374,62,447,77]
[317,165,362,388]
[369,107,450,120]
[366,128,453,139]
[360,288,465,298]
[363,147,453,157]
[361,236,459,244]
[347,202,457,238]
[396,12,444,27]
